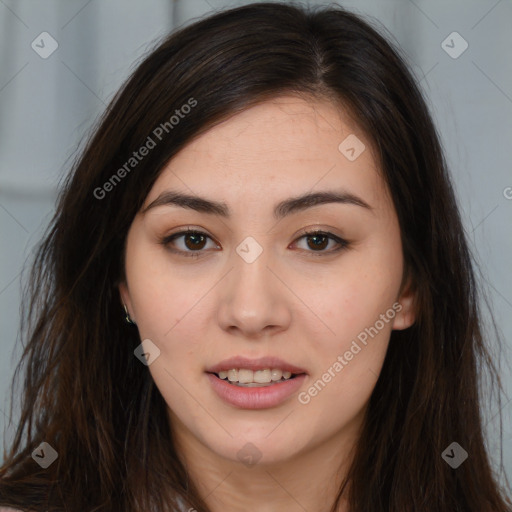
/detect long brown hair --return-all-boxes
[1,2,510,511]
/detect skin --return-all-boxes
[119,95,416,512]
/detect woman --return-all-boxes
[0,2,510,511]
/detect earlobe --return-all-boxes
[392,277,417,331]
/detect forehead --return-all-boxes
[172,95,364,167]
[144,95,390,215]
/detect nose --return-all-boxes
[216,246,292,339]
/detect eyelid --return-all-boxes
[290,227,349,255]
[159,226,219,258]
[159,226,349,257]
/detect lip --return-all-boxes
[207,373,307,409]
[205,356,308,374]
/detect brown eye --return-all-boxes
[160,229,219,258]
[305,233,329,251]
[160,228,349,258]
[293,230,349,256]
[183,232,207,250]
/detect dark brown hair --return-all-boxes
[0,2,510,511]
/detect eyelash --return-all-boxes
[159,228,349,259]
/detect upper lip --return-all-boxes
[206,356,308,375]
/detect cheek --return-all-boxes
[125,238,210,339]
[298,251,402,345]
[296,238,402,393]
[297,274,395,421]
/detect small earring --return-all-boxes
[123,303,136,325]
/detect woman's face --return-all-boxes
[120,95,415,468]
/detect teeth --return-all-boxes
[254,369,271,383]
[271,369,282,381]
[216,368,296,385]
[238,369,253,384]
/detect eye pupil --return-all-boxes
[164,229,345,257]
[307,234,328,250]
[185,233,206,250]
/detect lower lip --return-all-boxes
[206,373,307,410]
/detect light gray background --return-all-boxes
[1,0,511,486]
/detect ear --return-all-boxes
[391,275,416,331]
[118,281,135,322]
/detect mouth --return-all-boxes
[206,370,307,410]
[206,356,307,383]
[211,368,303,387]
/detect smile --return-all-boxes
[217,368,295,386]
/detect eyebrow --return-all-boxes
[142,189,374,219]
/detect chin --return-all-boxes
[205,426,312,467]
